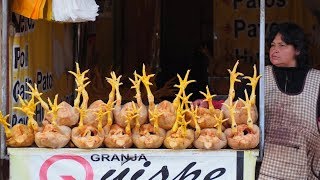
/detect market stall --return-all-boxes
[0,0,267,180]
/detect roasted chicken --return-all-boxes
[189,86,223,129]
[164,118,194,149]
[83,100,108,127]
[221,62,260,126]
[105,101,139,148]
[2,95,40,147]
[224,90,260,149]
[82,71,118,128]
[154,70,195,130]
[27,82,79,127]
[72,108,105,149]
[70,64,104,149]
[153,100,176,130]
[133,106,166,148]
[164,103,194,149]
[34,95,71,148]
[113,71,147,128]
[193,111,228,150]
[104,124,133,148]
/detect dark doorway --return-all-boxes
[158,0,213,100]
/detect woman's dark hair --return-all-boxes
[267,22,309,67]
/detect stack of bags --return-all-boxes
[12,0,99,22]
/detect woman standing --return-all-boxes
[259,22,320,179]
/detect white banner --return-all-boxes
[8,148,258,180]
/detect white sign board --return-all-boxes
[9,148,258,180]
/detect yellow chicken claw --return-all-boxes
[227,60,243,105]
[239,90,254,129]
[214,111,228,137]
[26,83,49,113]
[104,101,116,128]
[177,93,193,110]
[69,62,90,109]
[177,115,191,138]
[148,105,163,134]
[200,85,217,111]
[0,112,11,138]
[243,64,262,104]
[124,102,140,135]
[105,71,120,128]
[14,95,40,132]
[129,71,143,106]
[222,101,238,134]
[137,64,155,110]
[171,105,187,133]
[173,70,196,109]
[188,105,201,138]
[105,71,119,105]
[95,106,108,132]
[76,107,89,128]
[47,94,61,127]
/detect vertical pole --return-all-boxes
[75,23,81,63]
[259,0,265,162]
[1,0,8,159]
[72,23,81,103]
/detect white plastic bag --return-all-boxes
[52,0,99,22]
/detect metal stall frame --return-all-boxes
[258,0,265,162]
[1,0,9,160]
[0,0,266,162]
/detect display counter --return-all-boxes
[9,148,258,180]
